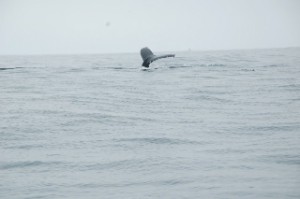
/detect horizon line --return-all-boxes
[0,46,299,57]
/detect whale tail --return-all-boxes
[140,47,175,67]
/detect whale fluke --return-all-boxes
[140,47,175,67]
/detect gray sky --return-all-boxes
[0,0,300,55]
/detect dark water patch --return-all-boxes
[240,124,300,133]
[0,161,62,170]
[278,84,300,91]
[186,94,233,103]
[111,67,125,70]
[130,179,192,187]
[279,83,300,88]
[99,66,125,70]
[68,68,87,72]
[234,58,258,63]
[206,147,257,155]
[24,194,64,199]
[0,67,23,71]
[91,66,101,70]
[95,66,137,71]
[241,69,255,72]
[5,144,45,150]
[73,178,192,188]
[168,65,194,69]
[0,67,15,70]
[61,112,158,126]
[192,89,230,95]
[259,154,300,166]
[113,137,204,145]
[289,98,300,102]
[207,63,227,67]
[260,64,283,68]
[197,75,219,79]
[82,159,141,171]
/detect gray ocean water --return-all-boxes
[1,48,300,199]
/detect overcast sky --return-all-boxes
[0,0,299,55]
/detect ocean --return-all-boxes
[1,48,300,198]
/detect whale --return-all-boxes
[140,47,175,67]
